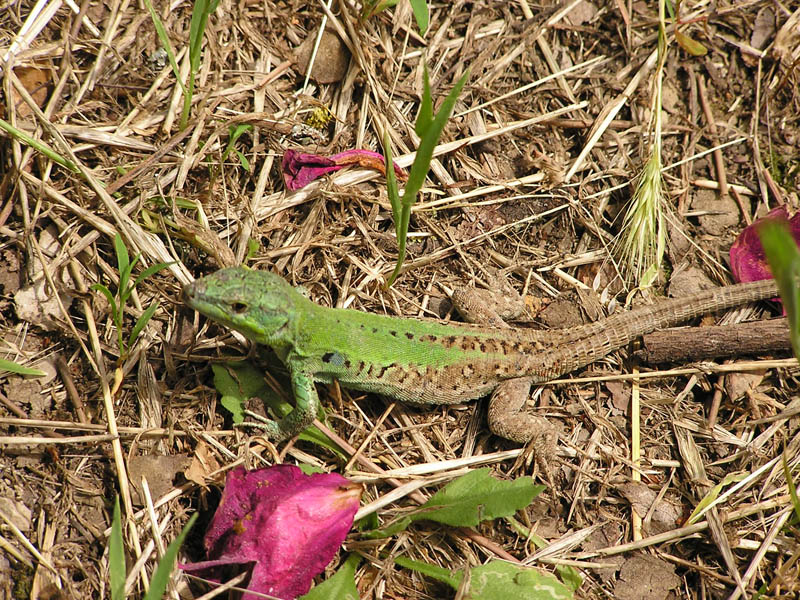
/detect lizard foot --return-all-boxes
[488,378,559,461]
[235,410,289,442]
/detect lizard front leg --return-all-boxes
[239,369,319,442]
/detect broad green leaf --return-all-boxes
[757,220,800,360]
[212,362,346,457]
[555,565,583,593]
[397,556,573,599]
[220,395,246,423]
[300,554,361,600]
[108,497,126,600]
[421,468,543,527]
[0,359,46,377]
[372,469,543,536]
[464,561,573,599]
[142,514,197,600]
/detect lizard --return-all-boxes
[183,267,780,446]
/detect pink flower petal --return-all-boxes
[180,465,362,600]
[330,149,408,180]
[730,206,800,284]
[282,148,407,190]
[282,149,341,190]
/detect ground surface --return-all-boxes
[1,0,800,598]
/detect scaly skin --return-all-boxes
[183,267,779,443]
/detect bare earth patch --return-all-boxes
[1,0,799,598]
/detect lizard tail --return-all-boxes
[535,278,780,380]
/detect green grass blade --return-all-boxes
[132,261,173,290]
[108,497,126,600]
[113,234,131,295]
[142,513,197,600]
[408,0,429,34]
[387,68,469,286]
[403,69,469,205]
[0,359,46,377]
[414,65,433,137]
[141,0,187,96]
[782,449,800,524]
[0,118,78,172]
[90,284,119,325]
[383,132,401,227]
[128,302,159,350]
[181,0,218,129]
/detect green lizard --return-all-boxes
[183,267,779,444]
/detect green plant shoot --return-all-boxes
[384,65,468,286]
[361,0,429,34]
[91,234,171,358]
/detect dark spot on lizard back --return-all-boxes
[389,330,398,337]
[322,352,335,363]
[372,327,378,333]
[405,332,414,340]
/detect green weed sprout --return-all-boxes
[91,234,171,359]
[108,496,197,600]
[384,65,468,286]
[220,124,253,171]
[143,0,219,130]
[361,0,429,34]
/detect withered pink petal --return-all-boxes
[180,465,362,600]
[282,148,407,190]
[282,149,340,190]
[330,149,408,180]
[730,206,800,284]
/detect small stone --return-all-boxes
[295,29,350,84]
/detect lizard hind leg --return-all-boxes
[487,377,558,459]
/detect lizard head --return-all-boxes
[183,267,300,346]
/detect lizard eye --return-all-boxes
[230,301,248,314]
